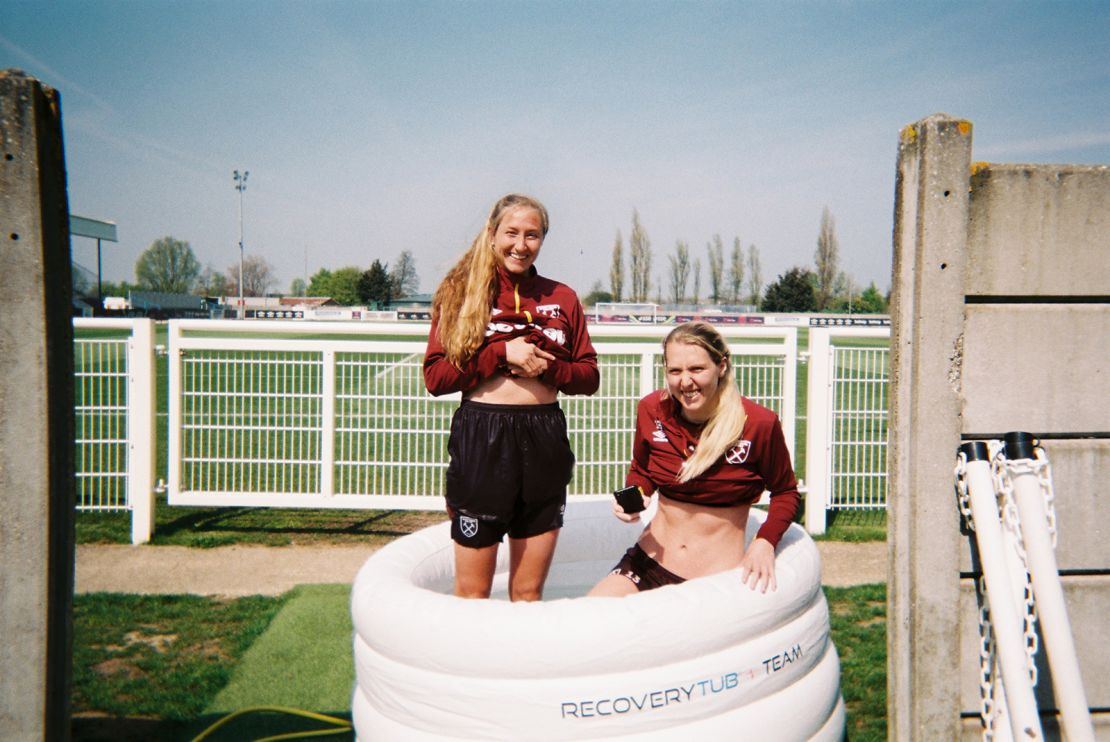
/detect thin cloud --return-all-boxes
[0,33,115,115]
[979,130,1110,159]
[67,116,225,176]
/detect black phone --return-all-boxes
[613,485,645,514]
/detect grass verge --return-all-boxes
[825,582,887,742]
[74,584,889,740]
[72,592,286,741]
[206,584,353,714]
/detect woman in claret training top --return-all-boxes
[589,321,800,596]
[423,193,599,602]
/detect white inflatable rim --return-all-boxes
[352,638,846,741]
[351,500,824,679]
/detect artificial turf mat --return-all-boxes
[205,583,354,715]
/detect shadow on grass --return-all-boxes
[812,507,887,542]
[73,709,354,742]
[78,499,448,546]
[155,507,404,537]
[72,715,188,742]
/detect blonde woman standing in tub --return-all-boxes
[424,193,599,601]
[590,321,799,596]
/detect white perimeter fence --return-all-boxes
[73,318,887,542]
[74,318,156,543]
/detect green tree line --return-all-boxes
[93,236,419,308]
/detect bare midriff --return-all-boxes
[466,374,557,405]
[638,496,751,579]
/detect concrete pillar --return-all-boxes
[0,69,76,742]
[887,114,973,740]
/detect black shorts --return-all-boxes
[610,543,686,591]
[445,401,575,548]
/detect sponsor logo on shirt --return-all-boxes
[543,327,567,346]
[725,440,751,464]
[486,320,528,336]
[651,420,668,443]
[483,306,566,345]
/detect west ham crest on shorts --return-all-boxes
[725,440,752,464]
[460,515,479,539]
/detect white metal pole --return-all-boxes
[991,674,1016,742]
[237,176,243,315]
[960,441,1044,741]
[638,351,655,398]
[1002,433,1095,742]
[320,349,336,498]
[779,326,798,466]
[126,319,156,544]
[166,320,184,504]
[805,328,833,534]
[234,169,248,318]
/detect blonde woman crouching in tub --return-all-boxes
[590,322,799,596]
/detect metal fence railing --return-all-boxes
[829,344,889,508]
[166,321,797,511]
[74,318,891,541]
[804,326,891,533]
[73,318,156,543]
[75,334,128,508]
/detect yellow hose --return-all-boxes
[189,705,353,742]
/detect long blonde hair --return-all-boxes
[665,322,748,483]
[431,194,550,366]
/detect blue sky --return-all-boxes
[3,1,1108,299]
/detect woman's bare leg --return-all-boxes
[454,542,499,599]
[507,530,560,602]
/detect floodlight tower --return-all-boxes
[233,169,249,317]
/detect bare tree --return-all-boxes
[833,270,853,309]
[667,240,691,304]
[707,234,724,303]
[746,243,763,307]
[196,264,231,296]
[609,230,624,302]
[629,210,652,302]
[228,255,276,297]
[390,249,419,297]
[692,257,702,305]
[814,206,840,311]
[727,237,744,304]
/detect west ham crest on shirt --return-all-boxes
[725,440,752,464]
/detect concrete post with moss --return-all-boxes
[887,113,973,740]
[0,69,76,741]
[889,113,1110,739]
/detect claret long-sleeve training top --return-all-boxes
[624,390,801,547]
[423,265,599,397]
